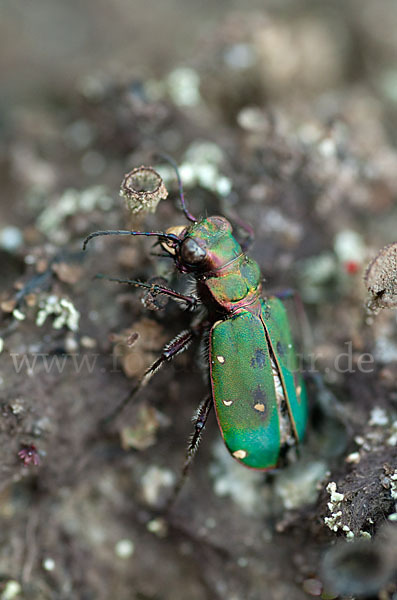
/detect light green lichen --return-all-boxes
[324,482,371,539]
[1,580,22,600]
[369,406,389,426]
[37,186,113,241]
[156,141,232,199]
[167,67,201,107]
[390,471,397,501]
[36,295,80,332]
[324,481,345,533]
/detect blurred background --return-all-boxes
[0,1,396,599]
[2,0,397,116]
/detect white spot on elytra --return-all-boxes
[223,399,233,406]
[233,449,247,459]
[216,355,225,364]
[254,403,265,412]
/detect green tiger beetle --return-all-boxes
[83,156,308,498]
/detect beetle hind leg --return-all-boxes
[100,329,194,426]
[165,395,213,512]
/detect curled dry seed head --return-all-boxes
[364,242,397,312]
[120,166,168,215]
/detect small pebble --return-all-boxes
[0,226,23,252]
[9,399,24,415]
[1,580,22,600]
[369,406,388,426]
[147,517,168,537]
[13,308,26,321]
[81,336,97,349]
[115,539,135,559]
[334,229,365,264]
[345,452,361,464]
[65,334,79,353]
[42,557,55,571]
[237,557,248,568]
[167,67,201,106]
[141,465,175,506]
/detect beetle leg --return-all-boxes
[165,395,213,511]
[141,329,193,384]
[101,329,194,426]
[95,273,199,310]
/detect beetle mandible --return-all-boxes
[83,156,308,491]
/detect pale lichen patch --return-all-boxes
[36,295,80,332]
[324,481,371,539]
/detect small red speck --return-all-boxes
[18,444,40,466]
[344,260,360,274]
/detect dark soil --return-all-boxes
[0,2,396,599]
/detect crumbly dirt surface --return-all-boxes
[0,2,396,599]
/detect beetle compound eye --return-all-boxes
[181,238,206,265]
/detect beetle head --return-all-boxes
[161,216,242,272]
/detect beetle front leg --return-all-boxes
[95,273,199,311]
[165,395,213,511]
[101,329,194,426]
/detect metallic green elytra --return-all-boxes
[84,158,309,480]
[210,298,308,469]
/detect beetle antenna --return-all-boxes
[155,152,197,223]
[83,229,181,251]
